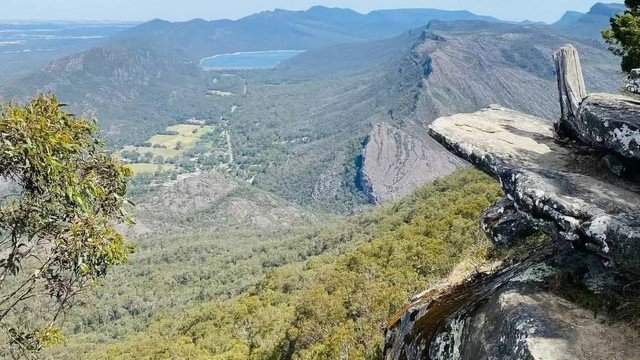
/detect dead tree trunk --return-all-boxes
[553,44,587,137]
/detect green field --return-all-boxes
[120,124,215,174]
[126,163,174,174]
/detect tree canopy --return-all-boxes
[65,169,504,359]
[602,0,640,72]
[0,95,132,354]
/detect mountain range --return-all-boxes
[552,2,626,39]
[111,6,499,61]
[2,7,503,147]
[4,5,625,210]
[1,2,635,358]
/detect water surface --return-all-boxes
[200,50,305,70]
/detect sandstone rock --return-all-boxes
[481,197,537,247]
[358,122,462,204]
[576,93,640,159]
[430,281,640,360]
[385,252,640,360]
[384,259,534,360]
[428,105,640,277]
[553,44,587,136]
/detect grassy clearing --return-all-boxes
[121,146,178,159]
[119,124,215,174]
[126,163,174,174]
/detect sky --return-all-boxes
[0,0,607,23]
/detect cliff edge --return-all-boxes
[384,45,640,359]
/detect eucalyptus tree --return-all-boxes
[0,95,132,354]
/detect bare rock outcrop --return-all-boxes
[384,45,640,360]
[577,93,640,159]
[428,105,640,277]
[384,250,640,360]
[384,105,640,360]
[359,122,462,204]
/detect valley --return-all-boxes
[120,123,217,174]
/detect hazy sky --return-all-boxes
[1,0,606,23]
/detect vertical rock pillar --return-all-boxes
[553,44,587,137]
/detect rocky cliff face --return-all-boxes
[358,122,462,204]
[411,21,621,123]
[357,22,622,205]
[384,46,640,359]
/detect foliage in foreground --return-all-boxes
[603,0,640,72]
[70,169,501,359]
[0,95,132,354]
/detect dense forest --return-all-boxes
[45,169,506,359]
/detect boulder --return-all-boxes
[481,197,537,247]
[577,93,640,159]
[428,105,640,278]
[384,253,640,360]
[625,68,640,95]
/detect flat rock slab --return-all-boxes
[577,93,640,159]
[428,106,640,277]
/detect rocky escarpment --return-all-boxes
[358,122,462,204]
[384,46,640,359]
[428,106,640,276]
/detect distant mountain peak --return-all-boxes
[132,18,172,32]
[588,2,626,17]
[552,2,624,39]
[147,18,171,25]
[557,10,584,23]
[307,5,358,13]
[245,6,362,21]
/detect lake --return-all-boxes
[199,50,305,70]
